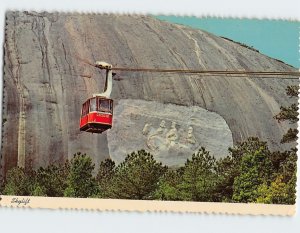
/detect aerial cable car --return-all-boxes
[79,61,114,134]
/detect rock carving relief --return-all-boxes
[144,121,198,153]
[107,99,233,167]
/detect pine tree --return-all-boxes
[3,167,36,196]
[214,156,236,202]
[274,85,299,143]
[215,137,270,202]
[35,163,70,197]
[232,146,273,203]
[96,159,116,198]
[64,152,97,198]
[107,150,167,200]
[256,174,296,204]
[31,185,46,196]
[271,85,298,203]
[281,128,298,143]
[154,169,184,201]
[178,148,218,202]
[286,85,299,97]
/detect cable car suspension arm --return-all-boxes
[93,61,113,99]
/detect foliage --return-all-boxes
[214,137,270,202]
[156,149,221,202]
[274,104,299,123]
[35,163,70,197]
[1,137,297,204]
[274,85,299,143]
[106,150,167,200]
[3,167,36,196]
[229,137,270,159]
[96,159,116,198]
[214,156,237,202]
[286,85,299,97]
[64,153,97,198]
[232,146,273,203]
[281,128,298,143]
[155,148,220,202]
[267,84,298,203]
[256,174,296,204]
[270,150,293,172]
[154,169,184,200]
[277,148,297,183]
[178,148,218,202]
[31,185,46,196]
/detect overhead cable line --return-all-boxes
[105,67,299,80]
[111,67,300,77]
[77,57,300,80]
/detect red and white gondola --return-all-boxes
[79,61,114,134]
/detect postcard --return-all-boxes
[0,11,299,215]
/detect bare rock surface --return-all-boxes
[107,99,233,166]
[1,11,298,176]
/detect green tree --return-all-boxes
[154,169,184,201]
[286,85,299,97]
[256,174,296,204]
[281,128,298,143]
[96,159,116,198]
[214,156,236,202]
[274,104,298,123]
[35,163,70,197]
[232,146,273,202]
[64,153,97,198]
[274,85,299,143]
[277,148,297,183]
[285,172,297,204]
[31,185,46,196]
[178,147,218,202]
[270,150,292,172]
[3,167,36,196]
[269,148,296,182]
[229,137,270,159]
[107,150,167,200]
[271,85,298,203]
[214,137,270,202]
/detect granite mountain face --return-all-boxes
[1,12,298,176]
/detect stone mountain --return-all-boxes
[1,12,298,177]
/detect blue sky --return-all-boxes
[156,16,299,68]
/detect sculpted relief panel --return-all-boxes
[107,99,233,167]
[145,121,197,152]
